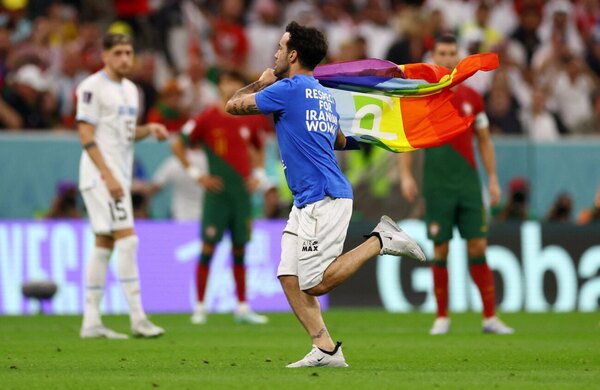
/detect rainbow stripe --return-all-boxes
[314,54,499,152]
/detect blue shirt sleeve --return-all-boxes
[255,79,290,115]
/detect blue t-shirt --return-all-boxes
[255,75,352,207]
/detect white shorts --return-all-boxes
[81,185,134,235]
[278,197,353,290]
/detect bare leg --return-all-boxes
[96,234,115,250]
[467,238,486,258]
[279,275,335,351]
[305,236,380,296]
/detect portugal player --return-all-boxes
[172,70,271,325]
[399,35,514,335]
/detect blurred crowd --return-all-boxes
[1,0,600,223]
[0,0,600,138]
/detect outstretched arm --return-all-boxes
[226,68,277,115]
[135,122,169,141]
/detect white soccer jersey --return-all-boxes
[76,70,139,191]
[152,149,208,221]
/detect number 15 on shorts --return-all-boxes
[109,198,127,221]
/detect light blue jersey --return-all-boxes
[256,75,352,207]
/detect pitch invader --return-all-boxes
[225,22,426,367]
[399,35,514,335]
[77,33,169,339]
[172,70,272,325]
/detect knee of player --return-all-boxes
[232,246,245,258]
[466,239,487,258]
[201,242,216,254]
[115,234,139,250]
[304,283,329,297]
[433,241,450,259]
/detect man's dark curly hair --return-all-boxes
[285,21,328,70]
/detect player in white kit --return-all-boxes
[77,33,169,339]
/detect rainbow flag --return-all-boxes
[314,54,499,152]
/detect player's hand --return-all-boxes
[400,175,419,203]
[147,123,169,141]
[489,176,501,206]
[198,175,224,193]
[259,68,277,86]
[104,173,124,199]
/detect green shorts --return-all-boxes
[424,185,487,243]
[201,181,251,247]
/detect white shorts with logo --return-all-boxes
[278,197,353,290]
[81,185,134,235]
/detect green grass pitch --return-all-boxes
[1,310,599,389]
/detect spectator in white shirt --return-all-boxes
[519,87,561,141]
[176,54,218,117]
[148,146,208,221]
[356,0,397,60]
[549,54,598,133]
[246,0,282,79]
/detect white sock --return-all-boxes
[82,246,111,329]
[115,235,146,324]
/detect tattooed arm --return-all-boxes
[226,68,277,115]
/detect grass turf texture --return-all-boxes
[1,311,598,389]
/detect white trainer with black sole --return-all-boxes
[429,317,451,335]
[131,318,165,338]
[286,342,348,368]
[483,316,514,334]
[368,215,427,261]
[80,325,129,339]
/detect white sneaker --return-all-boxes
[368,215,426,261]
[286,342,348,368]
[191,303,207,325]
[483,316,514,334]
[234,303,268,324]
[131,318,165,338]
[80,325,129,339]
[429,317,450,335]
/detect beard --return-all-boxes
[112,64,132,79]
[273,62,290,80]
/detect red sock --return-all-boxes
[195,263,210,302]
[233,264,246,303]
[432,260,448,318]
[469,261,496,318]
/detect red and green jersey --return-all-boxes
[182,105,270,179]
[146,103,188,133]
[424,84,485,192]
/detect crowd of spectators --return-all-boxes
[0,0,600,139]
[1,0,600,222]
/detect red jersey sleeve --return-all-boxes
[469,89,485,116]
[181,110,207,145]
[249,115,273,150]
